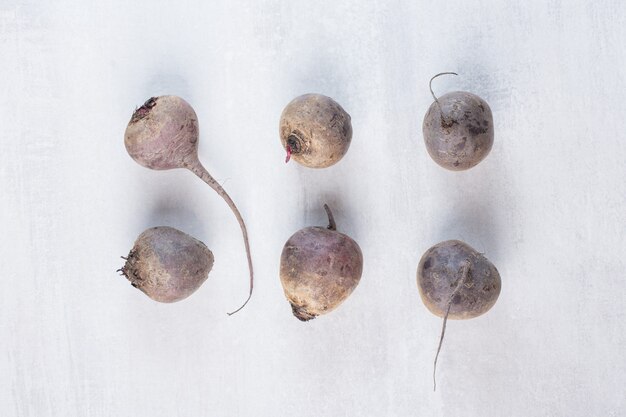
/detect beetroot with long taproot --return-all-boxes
[422,73,494,171]
[417,239,501,390]
[279,94,352,168]
[280,205,363,321]
[124,95,253,314]
[119,226,214,303]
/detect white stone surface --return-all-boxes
[1,1,625,416]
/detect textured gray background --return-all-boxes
[1,1,625,416]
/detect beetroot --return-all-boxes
[279,94,352,168]
[124,96,253,314]
[280,205,363,321]
[119,226,214,303]
[422,73,494,170]
[417,240,501,390]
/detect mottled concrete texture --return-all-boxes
[0,1,624,416]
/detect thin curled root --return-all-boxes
[433,260,470,391]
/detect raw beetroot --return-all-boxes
[422,73,494,170]
[279,94,352,168]
[124,95,253,314]
[119,226,214,303]
[280,205,363,321]
[417,240,501,390]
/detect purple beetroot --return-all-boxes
[119,226,214,303]
[279,94,353,168]
[423,73,494,170]
[417,239,501,390]
[280,205,363,321]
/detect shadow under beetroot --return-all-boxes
[144,196,214,250]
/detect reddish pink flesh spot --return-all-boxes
[285,145,292,163]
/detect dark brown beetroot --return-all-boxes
[422,73,494,171]
[280,205,363,321]
[417,239,501,390]
[279,94,352,168]
[119,226,214,303]
[124,96,253,314]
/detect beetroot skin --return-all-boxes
[119,226,214,303]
